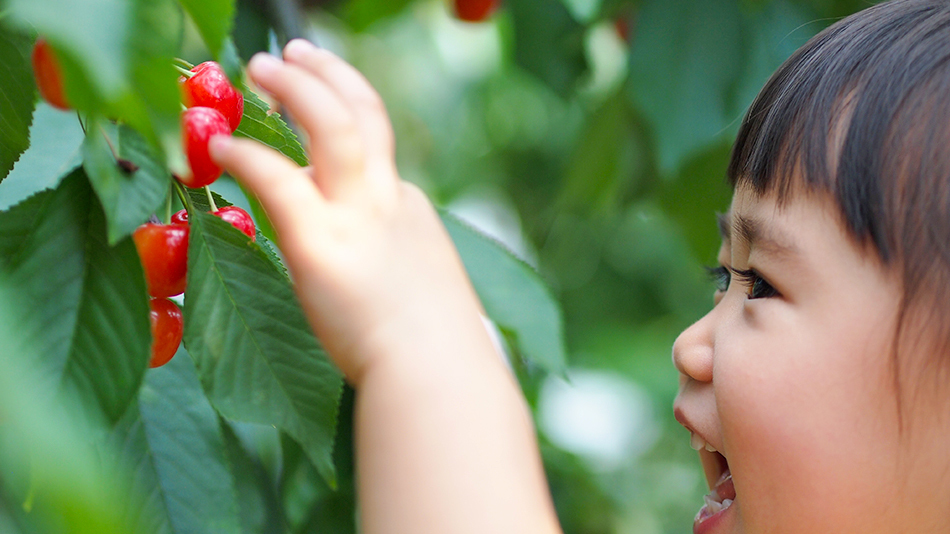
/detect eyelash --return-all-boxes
[705,265,779,299]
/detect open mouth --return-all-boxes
[693,439,736,533]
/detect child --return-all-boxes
[208,0,950,532]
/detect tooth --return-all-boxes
[703,494,722,513]
[704,442,718,453]
[722,498,733,508]
[690,432,704,451]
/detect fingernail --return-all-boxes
[284,38,317,59]
[248,52,282,77]
[208,135,232,161]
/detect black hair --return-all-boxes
[729,0,950,376]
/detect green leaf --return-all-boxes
[0,103,84,211]
[508,0,588,99]
[183,208,343,487]
[0,169,150,423]
[0,285,136,534]
[625,0,744,174]
[235,88,308,167]
[442,213,567,375]
[0,27,36,183]
[340,0,414,33]
[558,90,650,215]
[178,0,235,58]
[4,0,184,172]
[186,186,287,276]
[107,349,243,534]
[82,119,171,244]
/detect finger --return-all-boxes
[246,52,365,201]
[282,40,397,188]
[209,135,324,246]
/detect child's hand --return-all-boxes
[209,39,487,384]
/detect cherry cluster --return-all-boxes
[132,60,254,368]
[30,40,254,369]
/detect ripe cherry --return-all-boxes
[214,206,256,240]
[133,222,189,298]
[180,61,244,132]
[32,38,70,110]
[149,298,183,368]
[171,207,256,241]
[180,106,231,188]
[453,0,498,22]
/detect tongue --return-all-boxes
[714,470,735,502]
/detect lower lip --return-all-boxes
[693,497,736,534]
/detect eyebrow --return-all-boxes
[716,212,799,257]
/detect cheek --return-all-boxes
[712,303,902,532]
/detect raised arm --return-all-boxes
[208,38,563,534]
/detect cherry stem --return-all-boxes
[174,64,195,79]
[165,184,173,225]
[76,112,86,134]
[173,181,190,211]
[204,186,218,211]
[173,57,195,70]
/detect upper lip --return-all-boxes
[673,404,730,489]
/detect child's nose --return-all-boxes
[672,310,715,383]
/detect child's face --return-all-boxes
[672,184,950,533]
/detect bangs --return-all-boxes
[727,0,950,265]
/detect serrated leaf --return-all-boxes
[183,209,343,487]
[0,28,36,183]
[0,103,84,211]
[235,88,308,167]
[0,169,150,423]
[178,0,235,58]
[626,0,743,174]
[442,213,567,375]
[186,186,287,276]
[107,349,243,534]
[508,0,588,99]
[83,119,171,244]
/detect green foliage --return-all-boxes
[0,0,881,532]
[508,0,588,99]
[178,0,235,58]
[0,28,36,182]
[183,207,344,487]
[82,119,172,244]
[443,213,567,375]
[108,351,243,534]
[0,170,150,424]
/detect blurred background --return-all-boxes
[179,0,874,532]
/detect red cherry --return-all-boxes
[133,222,189,298]
[32,38,70,110]
[453,0,498,22]
[171,208,188,225]
[214,206,256,240]
[169,207,255,240]
[149,298,183,368]
[180,61,244,132]
[180,107,231,188]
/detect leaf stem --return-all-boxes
[76,112,86,134]
[204,186,218,211]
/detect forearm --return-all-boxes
[354,313,562,534]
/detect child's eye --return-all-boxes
[729,267,779,299]
[705,265,731,293]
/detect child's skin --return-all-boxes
[209,37,950,534]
